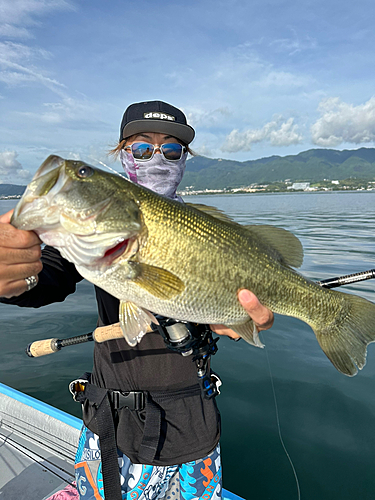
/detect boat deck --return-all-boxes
[0,382,80,499]
[0,383,244,499]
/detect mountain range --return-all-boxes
[2,147,375,195]
[0,184,26,196]
[180,147,375,190]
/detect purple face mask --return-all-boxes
[120,149,187,202]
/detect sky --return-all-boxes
[1,0,375,184]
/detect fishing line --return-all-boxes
[87,156,127,179]
[260,332,301,500]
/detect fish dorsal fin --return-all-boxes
[186,203,236,224]
[134,263,185,299]
[244,224,304,268]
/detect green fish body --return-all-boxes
[12,155,375,376]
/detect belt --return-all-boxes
[70,377,203,467]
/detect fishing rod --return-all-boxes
[26,323,127,358]
[315,268,375,288]
[26,268,375,358]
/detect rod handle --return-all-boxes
[92,323,153,342]
[93,323,124,342]
[27,338,59,358]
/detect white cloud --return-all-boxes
[0,24,33,39]
[269,30,317,56]
[0,151,31,183]
[311,97,375,147]
[255,70,312,89]
[191,143,214,157]
[0,41,66,96]
[17,95,102,127]
[0,41,51,62]
[222,116,303,152]
[0,0,74,39]
[185,107,231,129]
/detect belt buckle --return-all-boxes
[113,391,144,410]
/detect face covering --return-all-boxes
[120,149,187,202]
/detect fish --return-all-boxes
[11,155,375,376]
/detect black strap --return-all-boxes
[138,392,162,463]
[77,381,202,482]
[138,384,201,463]
[81,384,123,500]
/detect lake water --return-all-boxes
[1,191,375,500]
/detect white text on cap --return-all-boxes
[144,112,176,121]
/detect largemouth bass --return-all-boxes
[12,155,375,376]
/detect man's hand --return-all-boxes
[210,289,274,340]
[0,210,43,298]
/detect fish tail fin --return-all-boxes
[312,294,375,376]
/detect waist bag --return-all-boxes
[70,374,203,499]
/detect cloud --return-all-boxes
[185,107,231,129]
[255,70,312,89]
[222,116,303,152]
[269,30,317,56]
[0,41,51,62]
[0,42,66,95]
[0,0,74,39]
[0,24,33,39]
[0,151,31,183]
[311,97,375,147]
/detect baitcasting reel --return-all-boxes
[155,317,221,399]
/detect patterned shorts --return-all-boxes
[74,426,222,499]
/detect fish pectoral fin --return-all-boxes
[119,300,157,346]
[243,224,304,268]
[228,320,265,348]
[134,263,185,300]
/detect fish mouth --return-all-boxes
[12,156,71,230]
[12,154,143,272]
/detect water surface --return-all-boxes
[1,192,375,499]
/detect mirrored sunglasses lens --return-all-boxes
[161,143,183,160]
[131,143,154,160]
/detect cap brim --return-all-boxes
[122,119,195,144]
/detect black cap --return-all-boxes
[120,100,195,144]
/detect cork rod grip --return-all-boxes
[25,323,155,357]
[27,338,59,357]
[93,323,154,342]
[92,323,124,342]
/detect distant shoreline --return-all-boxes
[2,187,375,201]
[179,187,375,196]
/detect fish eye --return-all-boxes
[77,165,93,179]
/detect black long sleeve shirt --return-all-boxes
[1,245,220,465]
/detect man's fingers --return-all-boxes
[238,289,274,331]
[0,261,43,282]
[0,210,14,224]
[210,324,241,339]
[0,276,39,299]
[0,222,42,248]
[0,245,42,265]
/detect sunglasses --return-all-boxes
[124,142,186,161]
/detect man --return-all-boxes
[0,100,273,499]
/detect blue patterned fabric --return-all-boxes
[74,426,222,499]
